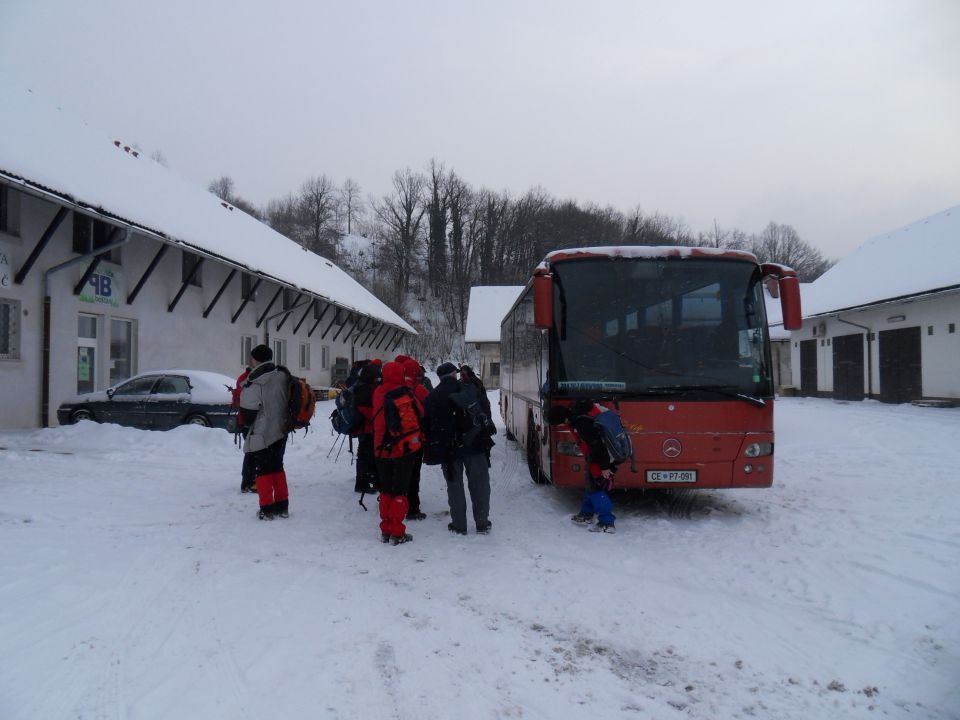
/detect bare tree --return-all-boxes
[751,222,834,281]
[339,178,364,235]
[298,175,338,258]
[371,168,427,301]
[425,160,449,298]
[208,176,235,201]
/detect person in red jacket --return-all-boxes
[399,356,430,520]
[372,361,424,545]
[231,366,257,493]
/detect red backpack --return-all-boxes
[379,386,422,456]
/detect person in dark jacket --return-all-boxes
[353,362,381,494]
[547,399,617,533]
[423,362,495,535]
[239,345,291,520]
[372,361,424,545]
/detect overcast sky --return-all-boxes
[2,0,958,258]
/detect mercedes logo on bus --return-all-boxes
[662,438,682,458]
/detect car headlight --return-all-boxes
[744,442,773,458]
[556,441,583,456]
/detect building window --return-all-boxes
[240,334,256,366]
[928,326,934,336]
[299,342,311,370]
[273,339,286,367]
[321,345,330,370]
[0,186,22,237]
[241,273,258,300]
[950,323,956,334]
[0,297,21,360]
[181,251,202,287]
[490,362,500,377]
[73,212,121,264]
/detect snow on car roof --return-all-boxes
[0,85,413,333]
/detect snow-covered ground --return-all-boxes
[1,397,957,719]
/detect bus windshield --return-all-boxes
[551,257,773,400]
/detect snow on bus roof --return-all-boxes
[464,286,525,343]
[543,246,759,264]
[802,205,960,318]
[0,85,413,333]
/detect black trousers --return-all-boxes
[355,434,378,492]
[248,437,287,475]
[376,454,416,497]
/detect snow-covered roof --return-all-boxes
[544,246,758,264]
[764,283,810,340]
[803,205,960,317]
[0,86,413,333]
[464,286,525,343]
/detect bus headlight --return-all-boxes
[744,442,773,458]
[556,441,583,456]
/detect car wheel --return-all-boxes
[184,414,210,427]
[70,408,95,423]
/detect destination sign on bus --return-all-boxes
[558,381,626,391]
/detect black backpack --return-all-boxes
[449,383,495,450]
[330,382,363,435]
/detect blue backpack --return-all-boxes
[330,383,363,435]
[592,409,633,465]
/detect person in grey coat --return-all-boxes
[239,344,291,520]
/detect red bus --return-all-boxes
[499,246,802,489]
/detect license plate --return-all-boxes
[646,470,697,483]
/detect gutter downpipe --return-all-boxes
[834,315,873,399]
[41,233,131,427]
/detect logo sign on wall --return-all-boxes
[79,267,123,308]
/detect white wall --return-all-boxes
[0,190,396,429]
[789,292,960,399]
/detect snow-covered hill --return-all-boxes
[0,398,957,719]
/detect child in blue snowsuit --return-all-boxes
[548,399,618,533]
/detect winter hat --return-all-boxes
[436,362,458,378]
[250,344,273,363]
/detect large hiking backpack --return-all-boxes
[330,383,363,435]
[344,359,370,389]
[380,386,422,456]
[279,367,316,433]
[449,383,496,450]
[592,408,633,465]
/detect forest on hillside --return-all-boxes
[207,163,834,360]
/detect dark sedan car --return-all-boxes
[57,369,237,430]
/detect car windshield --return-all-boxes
[551,256,773,399]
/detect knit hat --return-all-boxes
[250,344,273,363]
[436,362,458,378]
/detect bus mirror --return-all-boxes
[779,276,802,330]
[533,274,553,329]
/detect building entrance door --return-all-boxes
[77,314,98,394]
[110,318,135,386]
[879,326,922,403]
[832,333,865,401]
[799,339,817,396]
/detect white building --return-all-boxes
[789,206,959,403]
[0,88,414,429]
[463,285,524,388]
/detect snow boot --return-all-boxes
[275,499,289,518]
[572,512,595,525]
[589,523,616,534]
[476,520,492,535]
[406,511,427,521]
[258,507,275,521]
[448,522,467,536]
[390,533,413,546]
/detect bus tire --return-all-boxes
[526,425,549,485]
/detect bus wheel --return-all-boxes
[526,425,549,485]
